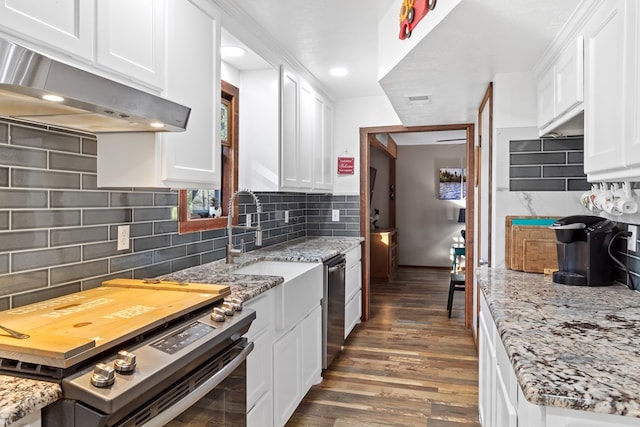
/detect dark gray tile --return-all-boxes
[82,174,98,190]
[0,145,47,168]
[83,208,132,225]
[154,220,178,234]
[110,252,154,272]
[0,298,8,311]
[82,272,133,290]
[172,233,201,245]
[110,222,153,239]
[11,126,80,152]
[0,189,48,208]
[0,168,7,187]
[51,226,109,246]
[0,123,7,143]
[172,255,200,272]
[82,138,97,155]
[13,247,81,272]
[509,152,566,166]
[509,179,566,191]
[12,169,80,189]
[51,190,109,208]
[50,152,96,173]
[12,210,81,229]
[12,283,81,308]
[543,165,585,178]
[0,254,8,274]
[509,139,541,152]
[202,228,226,240]
[133,235,171,252]
[0,211,7,230]
[111,192,154,207]
[84,241,129,260]
[133,207,174,221]
[134,262,171,279]
[154,246,187,263]
[0,270,48,297]
[51,260,108,285]
[0,230,47,251]
[201,249,225,264]
[568,179,591,191]
[542,138,584,151]
[187,241,214,255]
[568,152,584,164]
[155,192,178,206]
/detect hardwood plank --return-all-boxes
[287,267,480,427]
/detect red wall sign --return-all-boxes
[337,157,355,175]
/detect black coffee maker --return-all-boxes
[550,215,617,286]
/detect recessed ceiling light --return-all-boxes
[221,46,246,57]
[150,122,166,128]
[330,67,349,77]
[42,94,64,102]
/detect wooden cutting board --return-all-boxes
[522,239,558,273]
[0,282,229,368]
[102,278,230,295]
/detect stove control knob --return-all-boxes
[230,298,243,311]
[114,350,137,374]
[211,307,226,322]
[221,302,235,316]
[90,363,116,388]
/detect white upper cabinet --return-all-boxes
[297,83,315,189]
[97,0,221,188]
[0,0,94,60]
[537,35,584,135]
[281,68,301,190]
[583,0,629,181]
[96,0,165,90]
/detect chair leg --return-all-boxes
[447,278,455,318]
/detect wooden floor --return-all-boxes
[287,267,480,427]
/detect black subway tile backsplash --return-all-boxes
[0,119,360,309]
[509,136,585,192]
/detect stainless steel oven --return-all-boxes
[27,301,256,427]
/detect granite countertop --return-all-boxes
[0,236,362,425]
[477,268,640,418]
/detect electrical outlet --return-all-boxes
[332,209,340,222]
[628,225,638,252]
[284,210,289,223]
[117,225,130,250]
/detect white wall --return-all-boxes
[396,143,466,267]
[370,147,390,228]
[333,96,401,195]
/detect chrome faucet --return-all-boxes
[226,189,263,263]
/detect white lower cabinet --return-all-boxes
[301,305,322,391]
[273,324,303,427]
[344,244,362,339]
[480,292,640,427]
[247,391,273,427]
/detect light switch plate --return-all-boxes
[117,225,130,250]
[628,225,637,252]
[332,209,340,222]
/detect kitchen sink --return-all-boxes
[232,261,320,281]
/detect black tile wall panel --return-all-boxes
[510,179,566,191]
[542,137,584,151]
[49,152,96,173]
[0,230,48,251]
[51,191,109,208]
[0,168,7,187]
[543,165,585,178]
[13,247,81,271]
[0,189,48,208]
[0,145,47,168]
[0,212,8,230]
[83,241,128,261]
[11,126,81,152]
[82,138,97,155]
[568,179,591,191]
[12,169,80,189]
[509,140,541,152]
[12,210,81,229]
[50,260,108,285]
[0,123,7,143]
[510,152,566,165]
[0,270,48,296]
[12,283,81,308]
[568,152,584,164]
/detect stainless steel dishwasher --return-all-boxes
[322,254,346,369]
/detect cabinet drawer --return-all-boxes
[345,261,362,302]
[345,290,361,339]
[244,291,274,339]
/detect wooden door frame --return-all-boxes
[359,123,475,329]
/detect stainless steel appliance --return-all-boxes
[0,284,255,426]
[550,215,616,286]
[322,254,346,370]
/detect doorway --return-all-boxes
[359,123,475,328]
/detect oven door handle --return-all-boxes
[141,340,254,427]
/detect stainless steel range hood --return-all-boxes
[0,38,190,133]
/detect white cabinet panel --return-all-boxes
[478,301,496,427]
[321,102,334,189]
[281,69,299,189]
[345,290,361,339]
[273,325,302,427]
[247,330,272,413]
[495,364,517,427]
[623,0,640,170]
[0,0,94,60]
[555,36,584,117]
[298,84,314,189]
[537,66,556,129]
[96,0,165,89]
[301,305,322,391]
[248,391,273,427]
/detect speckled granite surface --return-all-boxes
[0,375,61,426]
[0,236,362,425]
[477,268,640,418]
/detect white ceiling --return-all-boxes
[218,0,581,127]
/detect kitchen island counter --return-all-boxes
[478,268,640,419]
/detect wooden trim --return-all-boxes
[178,80,239,234]
[359,122,475,329]
[477,82,493,267]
